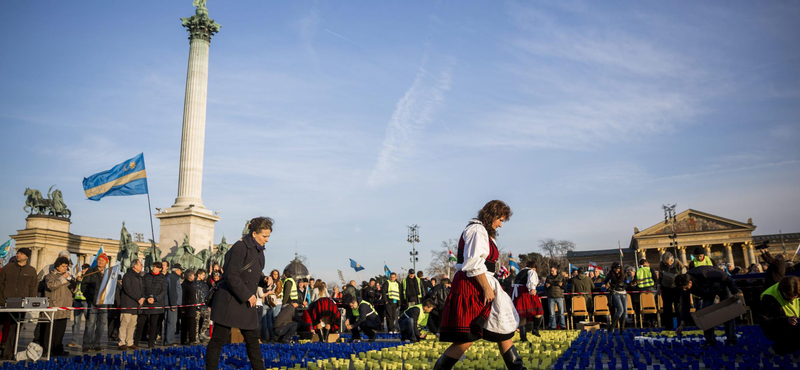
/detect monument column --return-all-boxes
[746,242,757,267]
[678,246,687,266]
[724,243,734,266]
[155,2,221,254]
[30,247,40,271]
[741,244,750,267]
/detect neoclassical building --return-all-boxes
[631,209,799,268]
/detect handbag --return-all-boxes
[205,258,257,306]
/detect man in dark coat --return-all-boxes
[401,269,422,310]
[423,278,450,334]
[119,259,144,350]
[194,269,211,342]
[206,217,273,370]
[180,270,198,345]
[545,266,565,330]
[571,268,594,315]
[135,263,167,349]
[164,264,183,346]
[0,248,38,360]
[675,266,742,348]
[273,302,300,343]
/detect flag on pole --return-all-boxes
[569,264,577,273]
[83,153,149,201]
[384,264,392,278]
[349,259,365,272]
[0,240,13,266]
[448,249,457,262]
[96,264,121,305]
[618,243,624,257]
[588,261,604,277]
[498,264,510,278]
[90,245,105,269]
[508,253,520,272]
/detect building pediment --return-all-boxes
[635,209,755,238]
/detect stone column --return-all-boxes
[173,7,221,209]
[746,242,757,267]
[724,243,734,266]
[30,247,40,271]
[678,246,687,266]
[703,244,712,257]
[742,244,751,267]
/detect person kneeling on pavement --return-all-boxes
[398,299,435,342]
[344,295,381,342]
[759,275,800,356]
[675,266,742,348]
[273,302,300,343]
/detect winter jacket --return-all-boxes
[44,270,77,320]
[545,273,565,298]
[142,271,168,315]
[210,234,270,330]
[82,266,109,307]
[166,272,183,307]
[180,280,197,318]
[0,262,38,305]
[119,268,144,315]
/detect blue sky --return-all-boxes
[1,1,799,285]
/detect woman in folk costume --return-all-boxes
[435,200,526,370]
[512,260,544,341]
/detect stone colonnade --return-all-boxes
[644,242,757,268]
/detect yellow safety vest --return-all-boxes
[694,257,713,267]
[73,282,86,301]
[352,301,377,318]
[403,303,429,327]
[283,278,299,301]
[387,281,400,301]
[761,283,799,318]
[635,267,655,289]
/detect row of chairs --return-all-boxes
[563,292,753,329]
[566,292,665,329]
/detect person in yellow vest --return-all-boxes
[382,272,401,333]
[635,259,658,327]
[68,264,90,348]
[759,275,800,356]
[281,270,299,305]
[689,247,715,269]
[398,299,435,342]
[344,295,381,342]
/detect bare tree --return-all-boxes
[537,239,576,269]
[428,239,457,278]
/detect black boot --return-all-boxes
[501,346,527,370]
[433,354,459,370]
[531,318,541,337]
[608,318,617,332]
[519,325,528,342]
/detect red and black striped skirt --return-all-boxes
[440,271,511,343]
[513,285,544,319]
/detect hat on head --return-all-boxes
[97,253,109,262]
[172,263,183,270]
[408,269,415,275]
[693,247,704,256]
[17,248,32,259]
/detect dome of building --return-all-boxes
[283,255,310,280]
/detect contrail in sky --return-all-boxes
[324,28,365,48]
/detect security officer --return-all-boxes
[383,272,401,333]
[281,270,299,305]
[398,299,435,342]
[344,295,381,342]
[759,276,799,356]
[635,259,658,327]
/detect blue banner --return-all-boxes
[350,259,365,272]
[83,153,148,201]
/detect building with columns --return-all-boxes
[631,209,799,268]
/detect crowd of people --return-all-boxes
[0,206,797,368]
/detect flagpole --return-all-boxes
[146,183,157,259]
[618,241,624,268]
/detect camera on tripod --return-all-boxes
[755,240,770,251]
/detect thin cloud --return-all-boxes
[367,60,453,187]
[324,28,365,48]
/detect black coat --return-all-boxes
[210,235,268,330]
[82,266,109,307]
[120,269,144,314]
[142,272,168,315]
[680,266,740,321]
[180,280,197,318]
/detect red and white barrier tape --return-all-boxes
[53,303,208,311]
